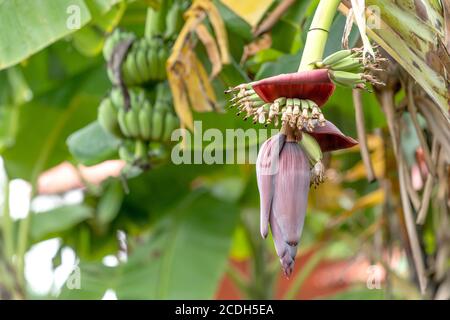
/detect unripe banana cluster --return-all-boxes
[102,1,184,86]
[98,85,179,169]
[314,48,386,89]
[228,86,326,132]
[98,1,184,172]
[103,30,170,85]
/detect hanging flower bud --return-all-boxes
[256,134,310,277]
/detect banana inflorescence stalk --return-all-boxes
[224,46,383,184]
[226,0,363,278]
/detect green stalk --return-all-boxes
[16,183,36,290]
[298,0,342,71]
[241,211,276,299]
[1,177,14,262]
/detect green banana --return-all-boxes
[122,56,135,85]
[106,68,116,84]
[119,144,134,163]
[130,88,145,109]
[154,47,163,81]
[299,132,323,165]
[125,108,140,138]
[117,108,131,137]
[110,88,124,109]
[103,29,136,65]
[102,36,115,62]
[138,101,153,140]
[162,112,179,142]
[123,49,140,85]
[151,109,165,140]
[330,70,364,87]
[157,47,168,80]
[145,7,160,38]
[329,57,362,72]
[103,29,122,61]
[134,140,148,160]
[155,82,171,106]
[98,97,121,137]
[146,44,158,81]
[133,48,147,84]
[153,98,164,114]
[338,65,365,74]
[322,49,352,66]
[135,43,151,82]
[133,140,150,169]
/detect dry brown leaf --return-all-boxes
[167,11,204,68]
[345,156,385,182]
[253,0,295,37]
[168,65,193,130]
[184,51,214,112]
[193,54,217,104]
[167,0,228,128]
[198,0,230,64]
[195,23,222,78]
[342,8,354,49]
[240,33,272,64]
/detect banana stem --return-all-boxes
[298,0,342,71]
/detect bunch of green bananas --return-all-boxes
[317,49,364,73]
[102,28,136,62]
[103,31,170,85]
[98,1,185,171]
[314,49,385,89]
[98,84,180,168]
[315,50,365,88]
[102,1,184,86]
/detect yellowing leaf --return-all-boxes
[193,54,217,103]
[184,52,215,112]
[167,0,227,128]
[168,66,193,130]
[345,135,385,181]
[196,23,222,77]
[345,156,385,181]
[330,189,385,227]
[198,0,230,64]
[221,0,276,27]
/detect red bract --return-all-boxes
[309,120,358,152]
[252,69,335,107]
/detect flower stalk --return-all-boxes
[298,0,342,72]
